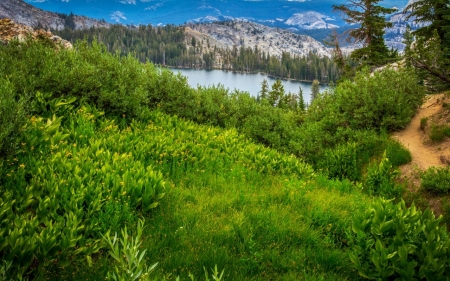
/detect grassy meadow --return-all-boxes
[1,39,449,280]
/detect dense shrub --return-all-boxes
[297,68,421,174]
[421,167,450,194]
[363,153,401,198]
[320,142,360,181]
[0,40,303,155]
[384,139,412,167]
[0,79,29,157]
[306,68,424,132]
[429,123,450,142]
[349,198,450,280]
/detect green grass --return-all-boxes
[1,107,369,280]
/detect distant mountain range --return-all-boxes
[1,0,423,52]
[22,0,408,28]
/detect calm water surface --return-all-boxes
[171,68,328,103]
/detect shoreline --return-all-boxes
[163,65,329,85]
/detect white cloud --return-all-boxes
[110,11,127,22]
[144,3,163,10]
[118,0,136,4]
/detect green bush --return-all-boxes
[384,139,412,167]
[321,142,360,181]
[421,167,450,194]
[306,68,424,132]
[429,124,450,142]
[420,117,428,130]
[349,198,450,280]
[363,152,401,198]
[93,199,138,238]
[298,68,423,168]
[0,79,29,157]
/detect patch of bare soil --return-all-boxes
[391,93,450,216]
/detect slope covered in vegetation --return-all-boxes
[1,39,449,280]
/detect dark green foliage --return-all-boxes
[384,139,412,167]
[420,117,428,130]
[298,68,422,168]
[311,79,320,101]
[406,0,450,50]
[405,0,450,89]
[92,199,137,238]
[333,0,397,66]
[0,39,153,118]
[429,123,450,142]
[405,30,450,91]
[0,40,303,156]
[309,68,423,131]
[267,79,284,107]
[349,198,450,280]
[421,167,450,194]
[0,79,28,157]
[363,153,401,198]
[259,79,269,100]
[321,142,360,181]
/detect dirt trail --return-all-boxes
[392,94,447,170]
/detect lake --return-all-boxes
[170,68,328,104]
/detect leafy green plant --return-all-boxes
[349,198,450,280]
[421,167,450,194]
[0,260,12,281]
[363,152,401,198]
[93,199,138,237]
[103,219,158,281]
[321,142,360,181]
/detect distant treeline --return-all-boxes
[53,23,340,82]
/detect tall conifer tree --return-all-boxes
[333,0,396,66]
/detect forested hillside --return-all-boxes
[53,23,340,83]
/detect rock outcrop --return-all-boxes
[0,0,110,30]
[0,18,72,49]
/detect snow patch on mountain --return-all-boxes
[285,12,338,29]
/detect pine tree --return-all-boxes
[406,0,450,49]
[333,0,396,66]
[311,79,320,102]
[268,80,285,107]
[259,79,269,100]
[404,0,450,89]
[298,86,306,111]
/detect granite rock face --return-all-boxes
[185,21,331,60]
[0,18,72,49]
[0,0,110,30]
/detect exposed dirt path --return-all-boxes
[391,94,450,216]
[392,94,447,170]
